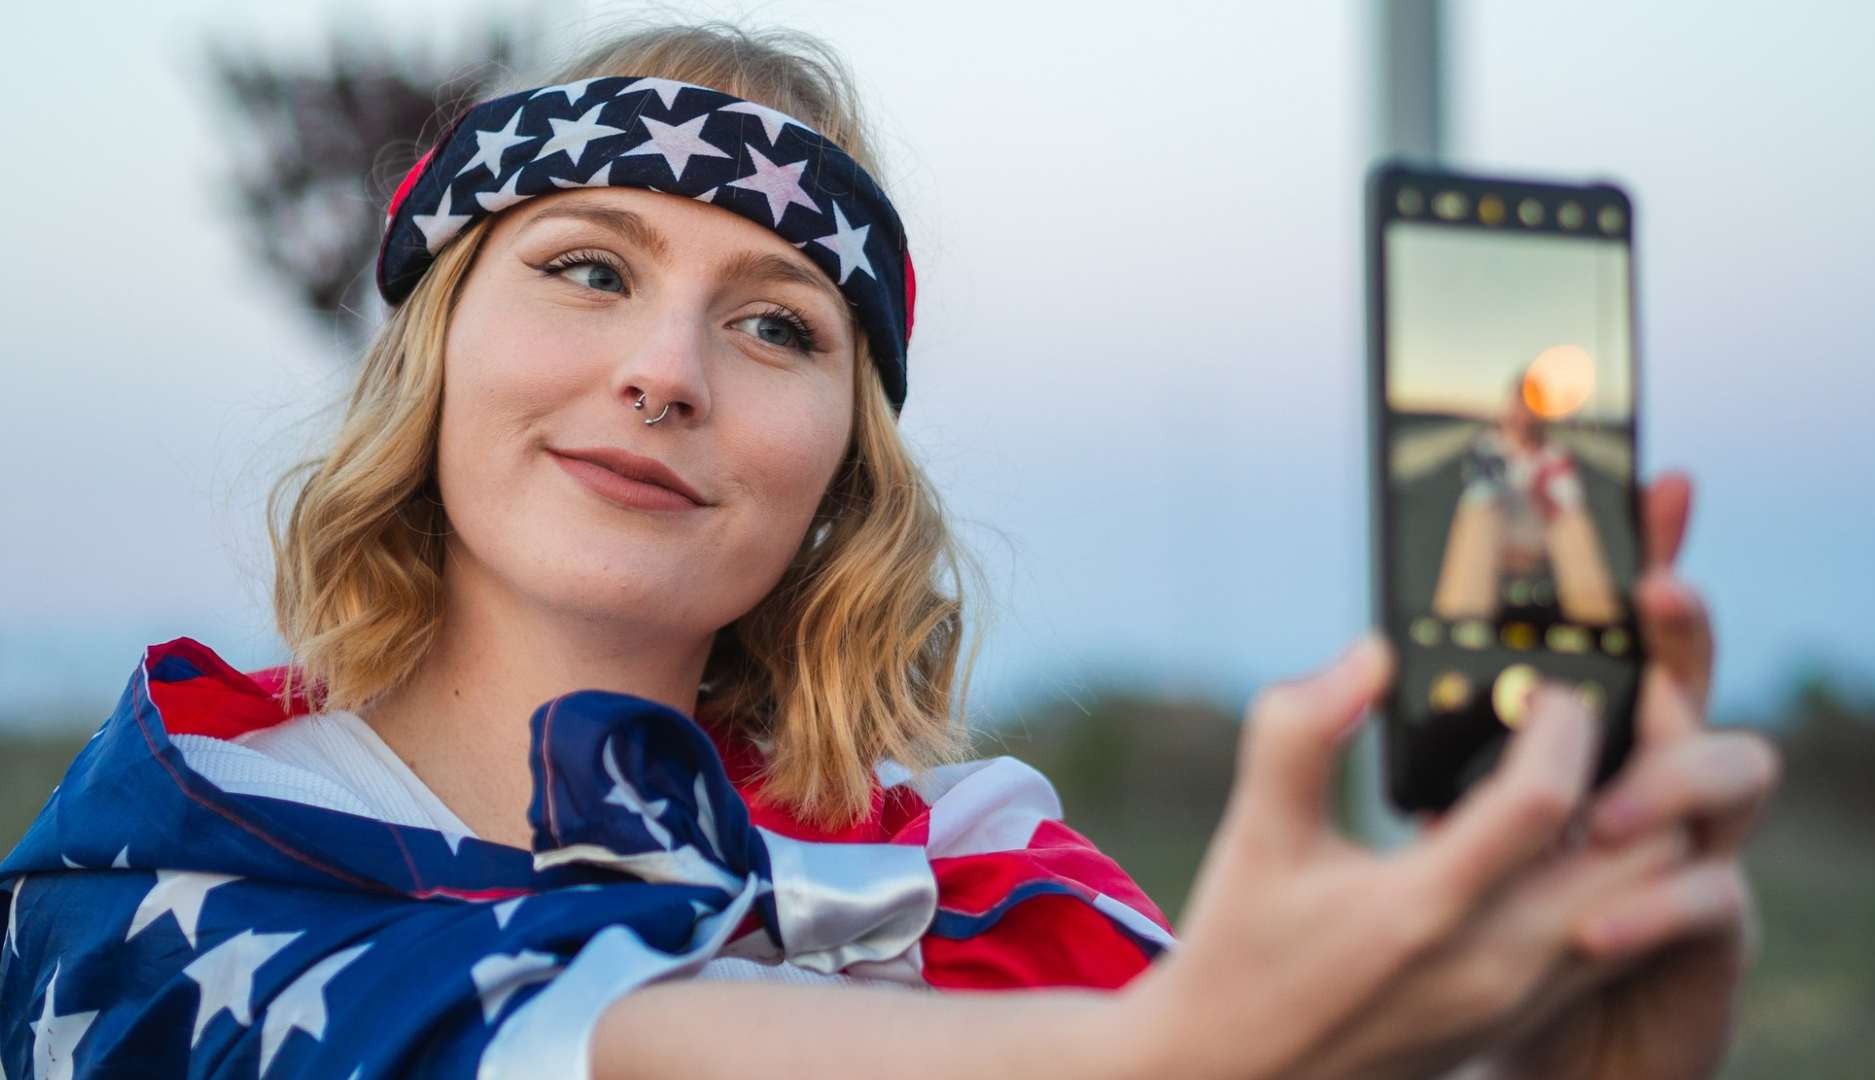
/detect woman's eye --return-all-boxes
[733,311,818,354]
[741,314,798,349]
[538,252,627,294]
[559,260,625,294]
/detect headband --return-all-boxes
[376,75,915,414]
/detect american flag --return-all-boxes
[1,637,1175,1077]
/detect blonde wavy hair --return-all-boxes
[268,19,990,830]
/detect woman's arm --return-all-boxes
[1431,499,1502,619]
[1545,509,1621,624]
[588,643,1680,1080]
[590,978,1154,1080]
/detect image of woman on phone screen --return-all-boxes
[1432,371,1625,627]
[0,19,1778,1079]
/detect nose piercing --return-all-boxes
[633,391,672,426]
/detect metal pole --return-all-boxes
[1347,0,1445,848]
[1375,0,1445,161]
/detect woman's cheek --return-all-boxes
[734,438,833,553]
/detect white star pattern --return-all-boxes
[474,170,527,213]
[469,949,560,1024]
[693,186,719,204]
[621,113,732,182]
[456,106,536,181]
[6,874,24,958]
[693,774,721,860]
[537,102,630,170]
[182,928,302,1048]
[726,145,821,225]
[618,77,702,110]
[529,76,606,108]
[490,896,525,930]
[809,201,875,285]
[549,161,614,190]
[258,942,371,1077]
[110,846,130,869]
[127,870,239,950]
[31,961,98,1080]
[412,185,471,254]
[58,856,81,870]
[602,736,673,849]
[718,100,816,145]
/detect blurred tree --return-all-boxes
[1776,668,1875,818]
[197,17,545,355]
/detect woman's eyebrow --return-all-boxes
[522,204,672,262]
[519,203,847,315]
[717,250,846,314]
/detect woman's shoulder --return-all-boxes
[877,752,1179,980]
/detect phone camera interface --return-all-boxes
[1383,196,1641,733]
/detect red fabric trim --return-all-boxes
[902,246,917,342]
[386,145,436,221]
[413,884,532,902]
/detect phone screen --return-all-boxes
[1371,168,1643,810]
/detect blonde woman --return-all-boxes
[1432,376,1623,625]
[0,21,1776,1079]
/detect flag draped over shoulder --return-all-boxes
[0,637,1176,1078]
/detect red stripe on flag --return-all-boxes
[921,891,1155,990]
[1027,820,1173,933]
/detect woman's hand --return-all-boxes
[1473,471,1781,1079]
[1117,630,1687,1078]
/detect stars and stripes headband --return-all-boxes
[376,75,916,414]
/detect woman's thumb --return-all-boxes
[1238,632,1394,840]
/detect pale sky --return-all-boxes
[2,0,1871,730]
[1387,224,1633,421]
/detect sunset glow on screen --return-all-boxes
[1522,343,1597,418]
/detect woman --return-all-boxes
[1432,374,1623,626]
[0,21,1776,1080]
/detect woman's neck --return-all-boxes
[1501,425,1541,453]
[356,562,715,850]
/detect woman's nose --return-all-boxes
[612,315,712,424]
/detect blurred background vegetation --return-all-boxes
[3,9,1870,1078]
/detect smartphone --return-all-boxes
[1366,160,1645,813]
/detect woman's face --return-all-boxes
[1503,382,1539,443]
[437,186,857,637]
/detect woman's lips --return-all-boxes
[550,451,705,512]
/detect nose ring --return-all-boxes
[633,391,672,426]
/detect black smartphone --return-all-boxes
[1365,160,1645,813]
